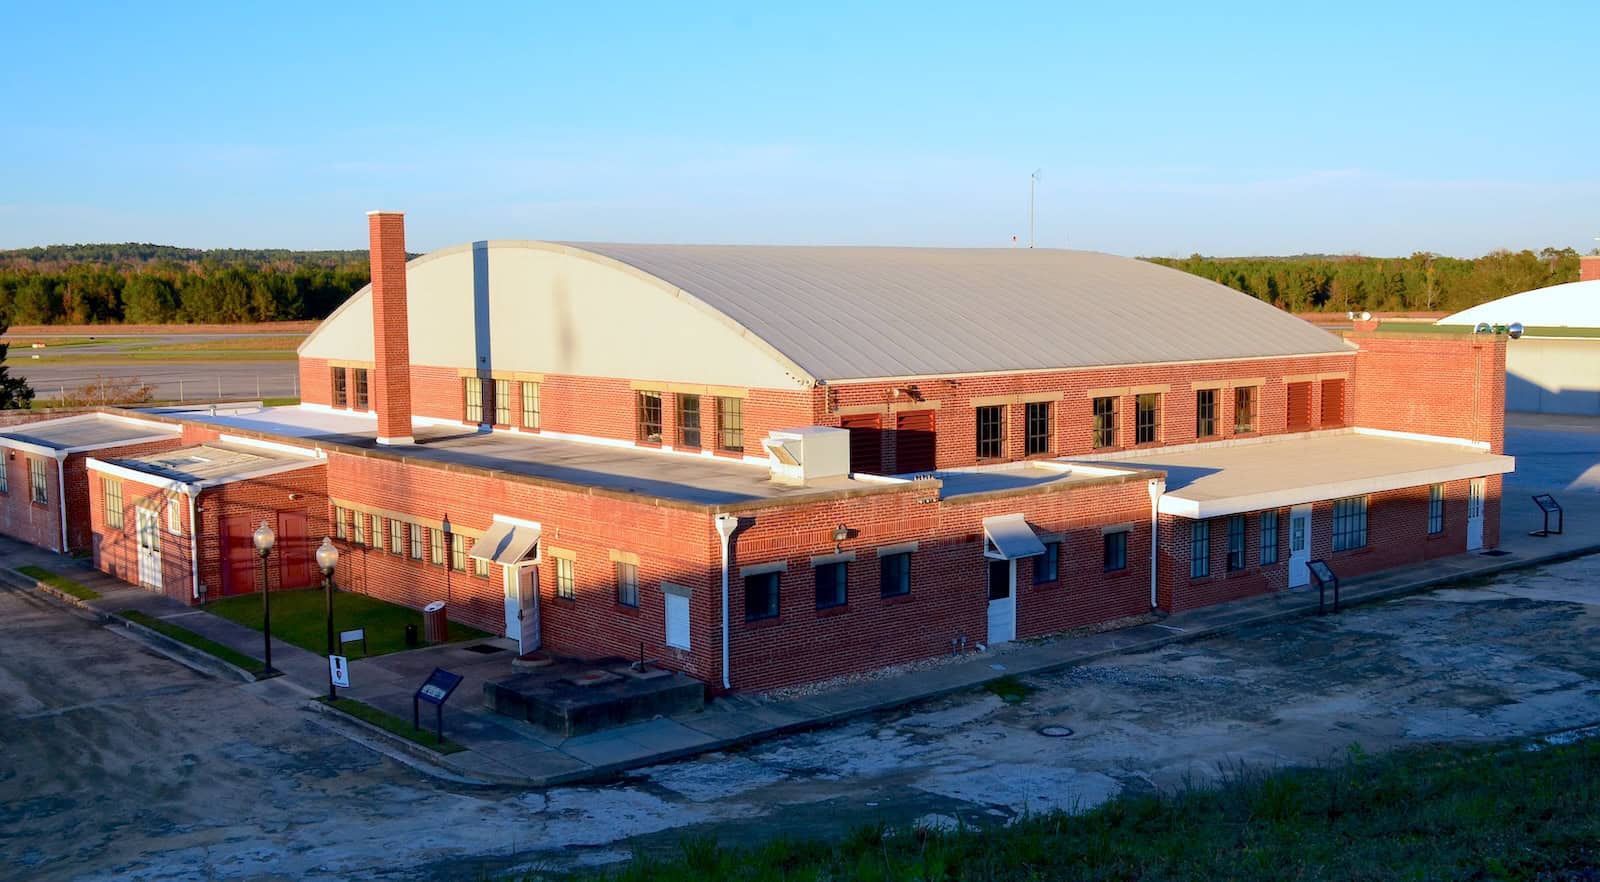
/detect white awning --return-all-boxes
[468,521,541,564]
[982,514,1047,560]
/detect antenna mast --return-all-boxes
[1029,168,1042,249]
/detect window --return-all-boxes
[372,516,384,551]
[430,528,444,566]
[1190,520,1210,578]
[410,523,424,560]
[494,378,511,426]
[354,368,369,410]
[390,519,404,556]
[1024,402,1052,456]
[1234,385,1257,434]
[1136,393,1161,445]
[717,397,744,453]
[616,561,639,607]
[637,391,663,443]
[677,394,702,448]
[464,376,485,424]
[0,459,8,494]
[1260,510,1279,565]
[29,457,47,504]
[664,589,690,649]
[472,556,490,578]
[352,511,366,546]
[1321,379,1346,427]
[1104,531,1128,572]
[103,478,124,530]
[879,552,911,597]
[1428,484,1444,535]
[331,368,348,408]
[334,506,347,540]
[450,533,467,572]
[1195,388,1218,438]
[975,405,1005,459]
[814,561,847,609]
[745,571,779,620]
[167,496,182,535]
[1227,515,1246,571]
[555,556,575,598]
[1286,382,1313,431]
[1036,540,1060,583]
[1092,396,1118,448]
[1332,496,1368,551]
[521,382,540,430]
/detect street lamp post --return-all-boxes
[441,513,453,605]
[316,537,341,700]
[252,520,277,674]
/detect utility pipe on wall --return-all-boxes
[1147,478,1165,610]
[54,454,68,553]
[186,488,202,600]
[714,513,738,691]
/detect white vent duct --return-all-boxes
[762,426,851,485]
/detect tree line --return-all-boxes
[0,244,373,325]
[1144,248,1588,314]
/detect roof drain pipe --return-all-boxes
[186,488,202,601]
[714,513,739,691]
[54,454,69,553]
[1147,477,1165,610]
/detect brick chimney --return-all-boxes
[1580,255,1600,283]
[367,211,414,445]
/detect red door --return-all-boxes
[894,410,937,474]
[221,514,256,595]
[840,414,883,474]
[278,510,312,589]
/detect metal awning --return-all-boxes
[468,521,541,564]
[982,514,1047,560]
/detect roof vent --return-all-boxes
[762,426,851,485]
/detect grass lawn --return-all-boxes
[553,737,1600,882]
[261,396,300,407]
[121,609,268,678]
[18,565,100,600]
[315,696,465,754]
[205,588,491,658]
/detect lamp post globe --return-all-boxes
[254,519,277,675]
[317,536,340,700]
[316,536,339,575]
[253,520,276,557]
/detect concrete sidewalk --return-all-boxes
[4,484,1596,789]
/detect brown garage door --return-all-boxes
[840,414,883,474]
[894,410,937,474]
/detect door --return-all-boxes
[840,414,883,474]
[1287,504,1312,588]
[277,510,312,589]
[894,409,937,474]
[136,508,162,591]
[221,514,256,595]
[505,564,541,653]
[1466,478,1485,550]
[986,558,1016,645]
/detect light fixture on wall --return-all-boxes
[830,523,849,552]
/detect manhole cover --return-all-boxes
[1037,725,1074,738]
[464,644,507,654]
[1479,550,1511,557]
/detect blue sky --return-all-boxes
[1,1,1595,256]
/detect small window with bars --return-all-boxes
[464,377,485,424]
[521,382,540,429]
[1136,393,1161,445]
[1104,530,1128,572]
[331,368,348,407]
[430,528,444,566]
[1025,402,1052,456]
[103,478,124,530]
[1427,484,1444,535]
[1332,496,1368,551]
[494,378,511,426]
[354,368,369,410]
[472,556,490,578]
[410,523,424,560]
[678,394,702,448]
[975,405,1005,459]
[616,561,639,607]
[334,506,347,540]
[389,518,403,556]
[814,561,847,609]
[1190,520,1210,579]
[1260,510,1279,565]
[1227,514,1246,571]
[1234,385,1257,434]
[1195,388,1218,438]
[555,556,575,599]
[717,397,744,453]
[1092,396,1117,448]
[29,457,47,504]
[637,391,663,443]
[450,534,467,572]
[352,511,367,546]
[879,552,910,597]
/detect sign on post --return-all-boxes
[413,667,464,744]
[1530,494,1564,537]
[329,655,350,688]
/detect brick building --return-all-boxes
[62,212,1513,692]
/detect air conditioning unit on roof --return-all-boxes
[762,426,851,486]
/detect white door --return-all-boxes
[1466,478,1485,551]
[1287,504,1312,588]
[986,559,1016,645]
[511,565,539,654]
[136,508,162,590]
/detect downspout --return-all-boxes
[54,454,68,553]
[714,513,738,691]
[1147,477,1165,610]
[186,487,202,601]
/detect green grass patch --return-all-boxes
[120,609,269,678]
[315,695,465,754]
[554,737,1600,881]
[261,396,300,407]
[983,674,1035,704]
[18,565,100,600]
[1370,322,1600,338]
[204,588,491,658]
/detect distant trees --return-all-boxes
[0,244,374,326]
[0,317,33,408]
[1145,248,1583,314]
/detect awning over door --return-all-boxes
[468,520,541,564]
[982,514,1047,560]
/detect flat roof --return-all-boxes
[98,441,320,487]
[1074,431,1515,518]
[0,412,179,454]
[145,405,898,507]
[921,462,1141,498]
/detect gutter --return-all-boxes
[1147,477,1165,610]
[186,487,202,600]
[55,454,68,553]
[714,513,738,691]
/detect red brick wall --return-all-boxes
[299,357,332,409]
[368,212,414,442]
[816,353,1357,472]
[0,451,64,550]
[90,472,195,603]
[1350,332,1506,452]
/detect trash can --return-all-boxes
[404,623,418,648]
[422,600,449,643]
